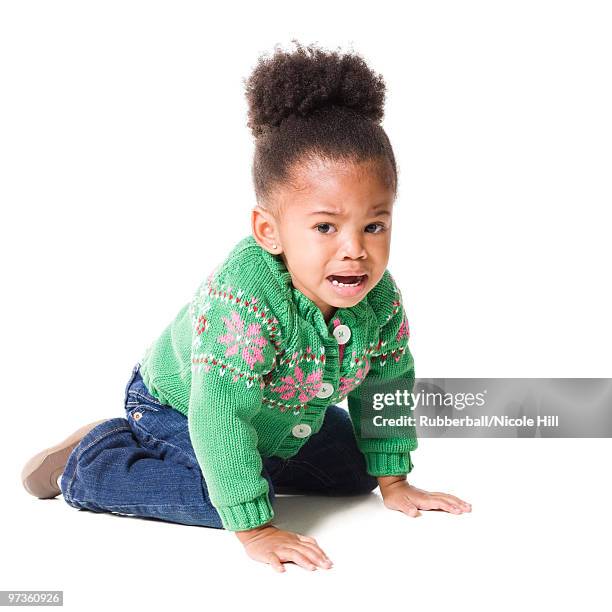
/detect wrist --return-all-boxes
[377,474,407,493]
[234,522,276,545]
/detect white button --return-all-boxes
[316,382,334,399]
[333,324,351,345]
[292,424,312,438]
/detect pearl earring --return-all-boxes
[272,244,278,250]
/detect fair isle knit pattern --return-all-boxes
[139,235,417,531]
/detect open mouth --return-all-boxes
[326,274,367,287]
[325,274,369,298]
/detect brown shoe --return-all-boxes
[21,419,109,499]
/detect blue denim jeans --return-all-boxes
[60,363,378,528]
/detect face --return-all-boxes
[252,157,395,323]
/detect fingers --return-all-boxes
[295,541,333,568]
[266,552,285,573]
[251,532,334,573]
[290,542,332,569]
[430,492,472,511]
[297,534,333,567]
[444,494,472,511]
[398,497,421,517]
[424,495,463,514]
[277,547,320,571]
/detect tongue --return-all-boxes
[330,275,360,284]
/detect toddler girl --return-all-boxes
[22,41,471,573]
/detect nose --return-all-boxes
[338,231,367,260]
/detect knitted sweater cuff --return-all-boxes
[217,493,275,532]
[365,451,414,477]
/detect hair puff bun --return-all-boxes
[244,40,387,138]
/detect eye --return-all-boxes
[365,223,386,234]
[315,223,336,234]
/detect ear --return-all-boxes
[251,205,282,254]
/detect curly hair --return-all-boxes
[244,41,398,208]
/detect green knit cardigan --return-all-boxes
[139,235,417,531]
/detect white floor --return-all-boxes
[3,437,609,611]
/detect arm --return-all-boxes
[377,474,407,489]
[188,286,277,532]
[348,276,471,517]
[188,363,274,531]
[347,297,417,477]
[365,398,471,516]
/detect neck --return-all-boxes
[322,306,338,324]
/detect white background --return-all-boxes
[1,1,610,610]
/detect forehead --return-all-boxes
[276,157,395,215]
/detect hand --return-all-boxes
[235,524,333,573]
[379,478,472,517]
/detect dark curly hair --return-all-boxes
[244,41,398,208]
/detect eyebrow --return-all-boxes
[308,207,391,217]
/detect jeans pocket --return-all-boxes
[126,388,164,408]
[126,399,160,430]
[127,402,189,442]
[126,398,160,412]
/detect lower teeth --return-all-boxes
[330,278,361,288]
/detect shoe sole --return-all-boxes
[21,419,109,499]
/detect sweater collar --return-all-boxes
[248,236,369,336]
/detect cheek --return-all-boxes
[372,237,391,258]
[301,256,328,284]
[287,251,322,280]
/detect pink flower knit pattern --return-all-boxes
[269,365,323,403]
[339,360,371,395]
[217,310,268,371]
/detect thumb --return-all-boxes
[267,552,285,573]
[401,498,420,517]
